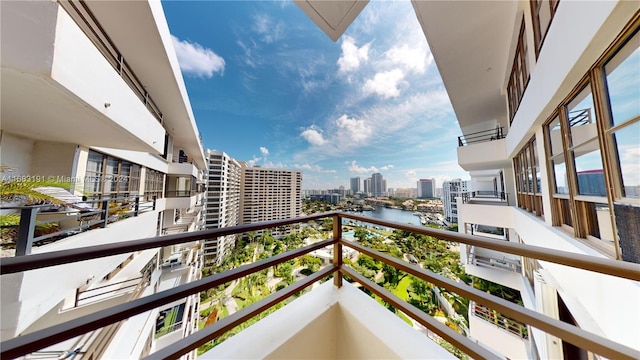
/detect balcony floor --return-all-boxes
[199,280,455,359]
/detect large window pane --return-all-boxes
[567,86,598,147]
[612,121,640,198]
[573,140,606,197]
[553,159,569,195]
[548,116,563,156]
[604,31,640,127]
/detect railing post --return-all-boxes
[332,213,343,288]
[152,196,157,211]
[15,207,38,256]
[458,136,463,146]
[134,196,140,217]
[101,200,109,228]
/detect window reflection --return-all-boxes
[612,122,640,198]
[573,140,606,197]
[604,31,639,127]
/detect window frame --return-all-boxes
[508,17,531,123]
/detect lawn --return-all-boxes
[391,276,411,301]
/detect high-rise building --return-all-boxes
[363,177,372,196]
[442,179,468,222]
[1,1,207,357]
[204,150,241,265]
[240,166,302,236]
[417,178,436,199]
[371,173,385,197]
[350,177,361,194]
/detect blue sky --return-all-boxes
[163,0,468,190]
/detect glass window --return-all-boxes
[530,0,560,57]
[611,121,640,198]
[604,31,639,127]
[567,86,598,147]
[573,140,606,197]
[508,18,530,122]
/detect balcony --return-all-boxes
[457,127,509,172]
[1,212,638,359]
[1,195,157,257]
[1,1,166,153]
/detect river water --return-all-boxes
[344,206,421,227]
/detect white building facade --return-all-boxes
[1,1,207,358]
[413,1,640,359]
[240,166,302,236]
[204,150,241,265]
[442,179,469,223]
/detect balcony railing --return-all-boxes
[462,191,509,204]
[1,212,639,360]
[58,0,163,123]
[1,195,156,256]
[471,301,528,339]
[165,190,197,198]
[457,127,506,146]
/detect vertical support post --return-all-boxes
[15,207,38,256]
[134,196,140,216]
[152,195,157,211]
[101,200,109,228]
[332,213,343,288]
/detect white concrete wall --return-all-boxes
[0,132,33,175]
[51,9,165,154]
[457,138,508,172]
[469,313,528,359]
[459,203,515,229]
[0,212,159,338]
[30,141,76,179]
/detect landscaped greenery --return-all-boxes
[197,215,482,359]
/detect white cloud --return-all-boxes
[294,163,336,173]
[301,126,326,146]
[172,35,225,77]
[363,69,405,98]
[383,44,432,74]
[335,115,372,143]
[406,170,417,177]
[381,165,394,171]
[337,36,370,74]
[260,147,269,156]
[348,160,378,174]
[252,13,284,44]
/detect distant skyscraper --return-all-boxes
[442,178,468,222]
[350,177,361,194]
[205,150,241,265]
[371,173,385,197]
[241,166,302,236]
[417,178,436,198]
[364,177,372,196]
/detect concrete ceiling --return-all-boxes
[411,1,518,133]
[1,68,160,153]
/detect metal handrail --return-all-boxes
[458,127,506,146]
[1,212,639,360]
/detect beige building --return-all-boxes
[240,166,302,236]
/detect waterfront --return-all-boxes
[345,206,421,227]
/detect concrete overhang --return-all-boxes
[411,1,518,133]
[294,0,369,42]
[83,1,206,169]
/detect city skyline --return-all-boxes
[163,1,468,190]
